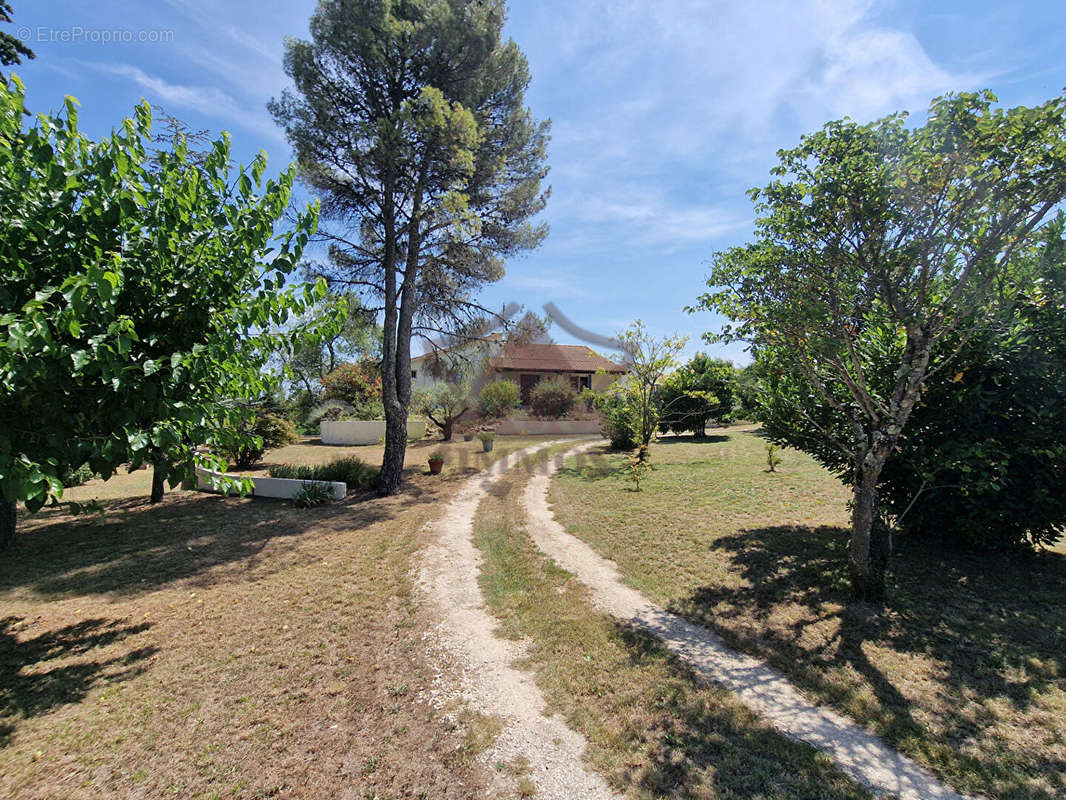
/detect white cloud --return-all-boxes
[87,63,284,144]
[512,0,987,259]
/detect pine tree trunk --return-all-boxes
[849,469,887,604]
[151,463,166,504]
[379,411,408,495]
[0,500,15,549]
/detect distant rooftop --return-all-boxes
[489,343,626,374]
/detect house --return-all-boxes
[410,340,626,404]
[486,343,626,403]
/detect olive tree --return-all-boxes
[696,91,1066,603]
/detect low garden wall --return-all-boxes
[495,418,602,435]
[195,468,346,501]
[320,418,427,445]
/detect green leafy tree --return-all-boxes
[617,321,687,449]
[658,353,735,436]
[696,90,1066,603]
[0,77,321,547]
[284,292,381,408]
[270,0,550,494]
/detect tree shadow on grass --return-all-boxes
[608,621,874,800]
[669,524,1066,798]
[654,433,732,445]
[1,476,449,600]
[0,615,156,746]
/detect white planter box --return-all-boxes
[320,418,427,445]
[196,468,346,501]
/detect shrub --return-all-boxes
[479,380,520,420]
[292,481,333,508]
[269,456,379,492]
[529,378,576,419]
[60,463,97,488]
[320,361,382,407]
[222,413,300,468]
[594,389,638,450]
[308,397,385,423]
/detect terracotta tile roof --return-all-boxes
[489,343,626,373]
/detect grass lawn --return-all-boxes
[549,425,1066,800]
[0,435,547,799]
[472,445,873,800]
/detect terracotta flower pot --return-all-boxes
[428,458,444,475]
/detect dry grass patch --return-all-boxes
[472,449,873,800]
[0,436,554,800]
[550,425,1066,800]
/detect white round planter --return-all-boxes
[320,418,427,445]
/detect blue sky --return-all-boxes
[12,0,1066,362]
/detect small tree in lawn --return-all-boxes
[412,380,471,441]
[0,78,321,546]
[617,321,688,449]
[695,90,1066,603]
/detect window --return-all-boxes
[411,370,417,379]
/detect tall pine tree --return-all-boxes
[270,0,550,493]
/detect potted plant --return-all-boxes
[477,431,496,452]
[427,450,445,475]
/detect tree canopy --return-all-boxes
[658,354,735,437]
[270,0,550,493]
[0,76,321,546]
[697,90,1066,602]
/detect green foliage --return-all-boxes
[412,380,470,440]
[479,380,520,421]
[593,387,640,451]
[284,292,381,408]
[617,320,687,447]
[0,3,33,68]
[292,481,334,508]
[269,456,379,491]
[765,442,781,473]
[477,431,496,443]
[0,77,321,516]
[320,362,381,405]
[629,444,650,491]
[878,217,1066,549]
[529,378,576,419]
[221,413,300,469]
[318,362,383,420]
[658,354,735,436]
[60,463,97,488]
